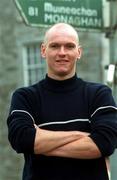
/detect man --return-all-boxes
[7,23,117,180]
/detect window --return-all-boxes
[23,43,46,86]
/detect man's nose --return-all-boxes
[58,46,66,55]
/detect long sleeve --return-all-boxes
[88,85,117,156]
[7,88,36,153]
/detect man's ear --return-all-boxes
[77,46,82,60]
[41,43,46,58]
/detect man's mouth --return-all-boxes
[56,60,69,63]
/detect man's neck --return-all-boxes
[47,72,76,81]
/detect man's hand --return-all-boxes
[34,124,89,154]
[44,136,101,159]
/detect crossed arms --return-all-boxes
[34,125,101,159]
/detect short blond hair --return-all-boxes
[44,23,79,44]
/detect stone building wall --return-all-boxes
[0,1,23,179]
[0,1,103,179]
[0,1,116,180]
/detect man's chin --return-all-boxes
[56,71,69,77]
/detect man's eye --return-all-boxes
[50,44,59,49]
[66,44,75,49]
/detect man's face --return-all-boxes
[41,28,82,79]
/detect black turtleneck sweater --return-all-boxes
[7,74,117,180]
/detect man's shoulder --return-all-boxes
[83,79,110,92]
[12,81,42,96]
[78,78,112,98]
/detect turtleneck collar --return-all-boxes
[42,74,82,92]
